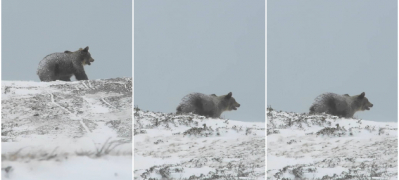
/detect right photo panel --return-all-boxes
[267,1,398,179]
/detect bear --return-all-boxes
[176,92,241,118]
[37,46,94,82]
[309,92,373,118]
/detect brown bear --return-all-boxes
[37,46,94,82]
[176,92,240,118]
[309,92,373,118]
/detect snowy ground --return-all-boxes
[134,109,266,179]
[1,78,132,180]
[267,107,398,180]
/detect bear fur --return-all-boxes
[176,92,241,118]
[309,92,373,118]
[37,46,95,82]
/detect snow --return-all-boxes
[1,78,132,180]
[5,78,395,180]
[134,110,266,179]
[2,157,131,180]
[267,108,398,179]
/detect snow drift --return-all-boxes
[134,109,266,179]
[267,107,398,180]
[1,78,132,180]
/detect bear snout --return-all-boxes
[230,103,240,111]
[364,103,373,110]
[234,103,240,110]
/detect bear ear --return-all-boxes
[83,46,89,52]
[358,92,365,99]
[225,92,232,99]
[64,50,72,53]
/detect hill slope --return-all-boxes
[267,108,398,180]
[1,78,132,180]
[134,110,266,179]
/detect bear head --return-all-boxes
[222,92,240,111]
[356,92,373,111]
[78,46,95,66]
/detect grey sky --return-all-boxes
[135,0,265,122]
[268,0,397,122]
[2,0,132,81]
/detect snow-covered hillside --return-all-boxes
[1,78,132,180]
[267,107,398,180]
[134,109,266,179]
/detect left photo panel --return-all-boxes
[1,1,132,179]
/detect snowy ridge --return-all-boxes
[267,108,398,180]
[1,78,132,180]
[134,109,266,179]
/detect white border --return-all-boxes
[265,0,268,176]
[132,0,135,178]
[0,0,2,177]
[397,0,399,173]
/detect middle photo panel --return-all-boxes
[134,0,265,179]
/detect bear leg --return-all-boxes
[38,72,57,82]
[59,76,71,81]
[74,71,88,81]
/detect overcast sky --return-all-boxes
[2,0,132,81]
[268,0,397,122]
[135,0,265,122]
